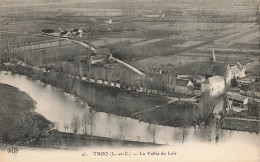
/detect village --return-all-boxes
[35,25,260,125]
[0,0,259,152]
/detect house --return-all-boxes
[42,28,55,34]
[177,75,194,82]
[90,48,111,65]
[255,77,260,82]
[172,51,232,84]
[110,82,115,87]
[175,79,193,94]
[142,11,165,18]
[194,75,206,83]
[70,28,83,38]
[230,62,246,79]
[105,18,112,24]
[201,76,225,97]
[228,95,248,107]
[240,84,248,95]
[240,82,260,103]
[60,30,71,38]
[195,52,232,84]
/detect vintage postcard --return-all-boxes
[0,0,259,161]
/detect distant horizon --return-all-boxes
[0,0,256,4]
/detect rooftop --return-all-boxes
[228,95,248,102]
[240,82,260,92]
[202,76,224,84]
[176,79,190,87]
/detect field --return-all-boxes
[0,0,259,86]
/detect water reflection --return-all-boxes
[0,71,259,147]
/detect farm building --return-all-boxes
[228,95,248,108]
[105,18,113,24]
[60,30,71,38]
[169,52,232,84]
[42,28,54,34]
[240,84,249,95]
[90,48,111,65]
[201,76,225,97]
[175,79,193,94]
[70,28,83,38]
[255,77,260,82]
[195,52,232,84]
[142,11,165,18]
[177,75,194,82]
[240,82,260,102]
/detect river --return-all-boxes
[0,70,259,147]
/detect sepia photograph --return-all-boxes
[0,0,259,161]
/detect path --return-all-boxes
[40,34,146,76]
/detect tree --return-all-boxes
[118,118,127,140]
[118,124,124,140]
[200,91,217,114]
[147,125,157,143]
[231,76,238,88]
[70,115,80,135]
[55,121,60,130]
[177,125,190,144]
[175,87,185,101]
[63,123,69,133]
[88,109,96,136]
[82,111,88,134]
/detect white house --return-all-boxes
[105,18,112,24]
[230,62,246,79]
[201,76,225,97]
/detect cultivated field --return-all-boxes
[0,0,259,81]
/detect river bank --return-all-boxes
[1,71,260,147]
